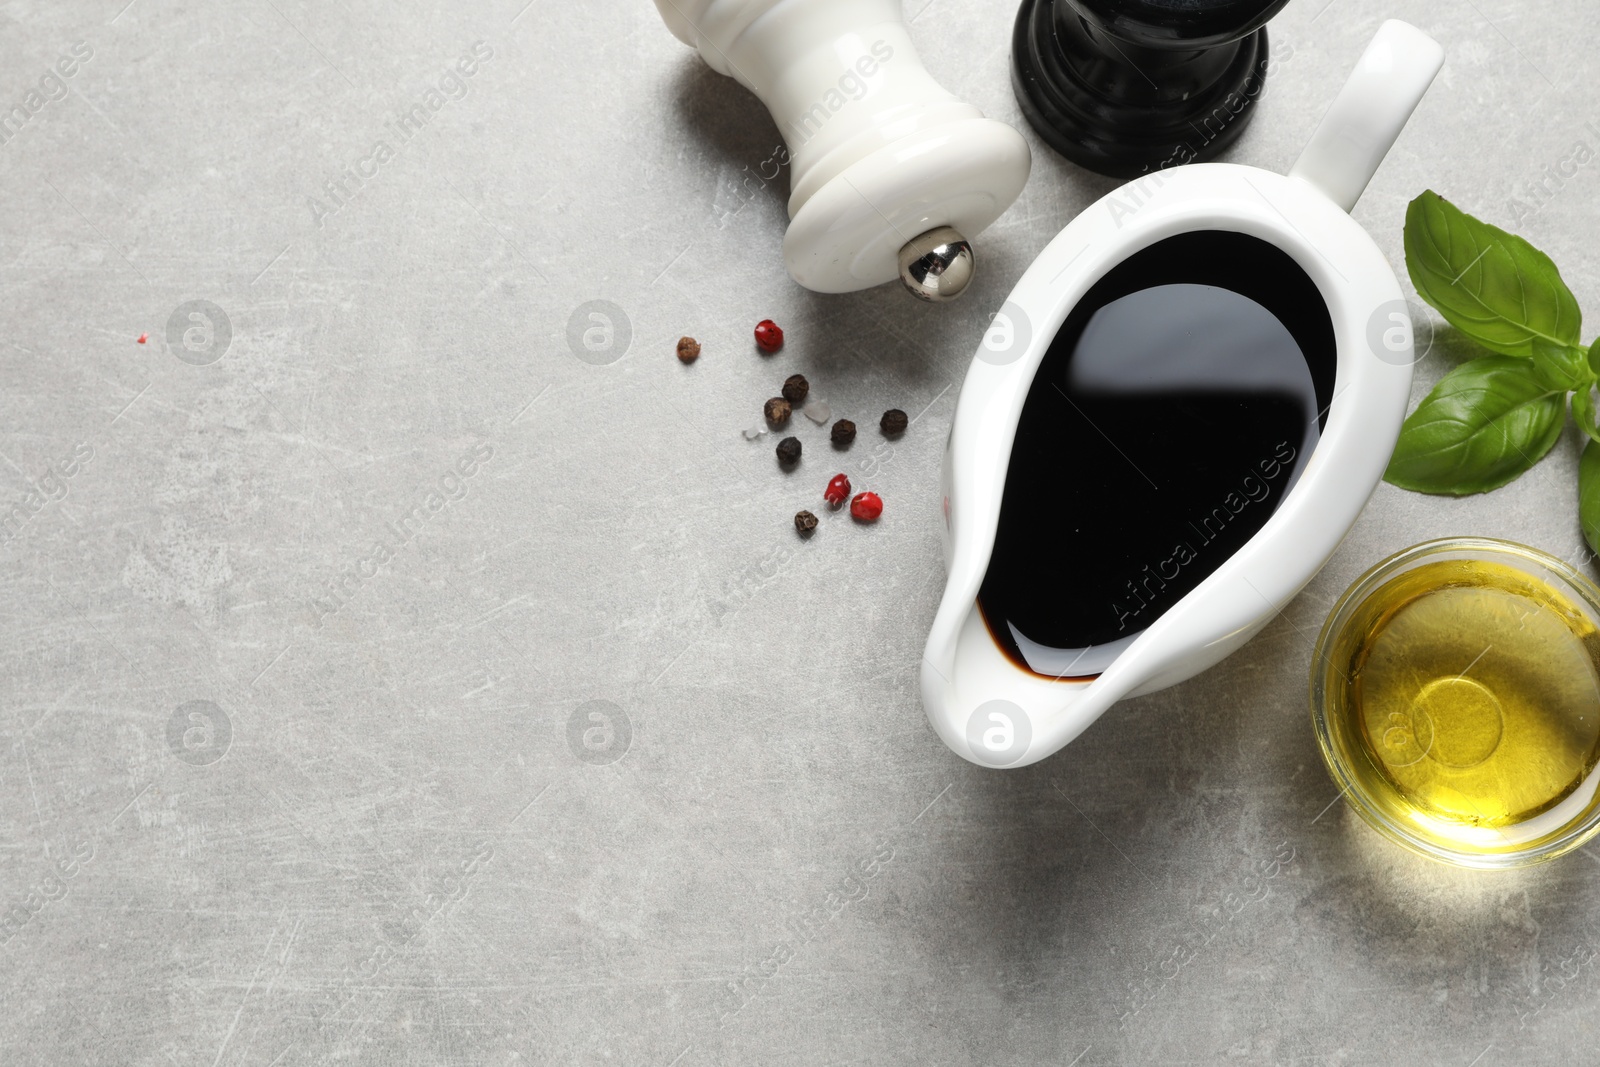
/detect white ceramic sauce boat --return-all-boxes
[922,20,1445,769]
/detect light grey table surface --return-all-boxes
[3,0,1600,1064]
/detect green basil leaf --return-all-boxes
[1589,337,1600,379]
[1384,356,1567,494]
[1531,338,1593,392]
[1575,386,1600,447]
[1404,191,1581,357]
[1582,439,1600,558]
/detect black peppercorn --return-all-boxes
[880,408,908,436]
[782,374,809,404]
[776,436,801,465]
[764,397,792,426]
[830,418,856,446]
[794,510,819,535]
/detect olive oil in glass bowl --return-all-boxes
[1311,538,1600,868]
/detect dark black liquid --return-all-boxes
[977,230,1334,679]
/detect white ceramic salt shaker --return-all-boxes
[653,0,1032,300]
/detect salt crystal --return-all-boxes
[742,426,767,441]
[803,399,830,424]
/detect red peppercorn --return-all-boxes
[754,319,784,353]
[850,491,883,521]
[823,473,851,508]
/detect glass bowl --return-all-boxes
[1311,537,1600,868]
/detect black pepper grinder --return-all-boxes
[1012,0,1293,178]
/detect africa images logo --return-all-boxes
[1110,441,1298,634]
[0,41,93,150]
[566,701,631,766]
[305,42,494,228]
[167,700,232,767]
[166,300,232,365]
[307,444,495,626]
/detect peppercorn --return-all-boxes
[880,408,908,436]
[754,319,784,353]
[830,418,856,446]
[782,373,809,404]
[794,510,819,535]
[764,397,791,426]
[676,336,701,363]
[823,473,851,508]
[850,491,883,521]
[775,436,801,465]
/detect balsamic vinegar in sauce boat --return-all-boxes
[978,231,1336,678]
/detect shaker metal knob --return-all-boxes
[898,227,975,302]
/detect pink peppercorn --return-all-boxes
[850,491,883,521]
[754,319,784,353]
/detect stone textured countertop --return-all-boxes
[2,0,1599,1063]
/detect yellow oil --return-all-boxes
[1323,558,1600,854]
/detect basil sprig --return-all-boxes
[1404,190,1581,356]
[1384,357,1567,495]
[1385,191,1600,555]
[1583,442,1600,556]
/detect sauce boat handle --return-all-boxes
[1288,19,1444,213]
